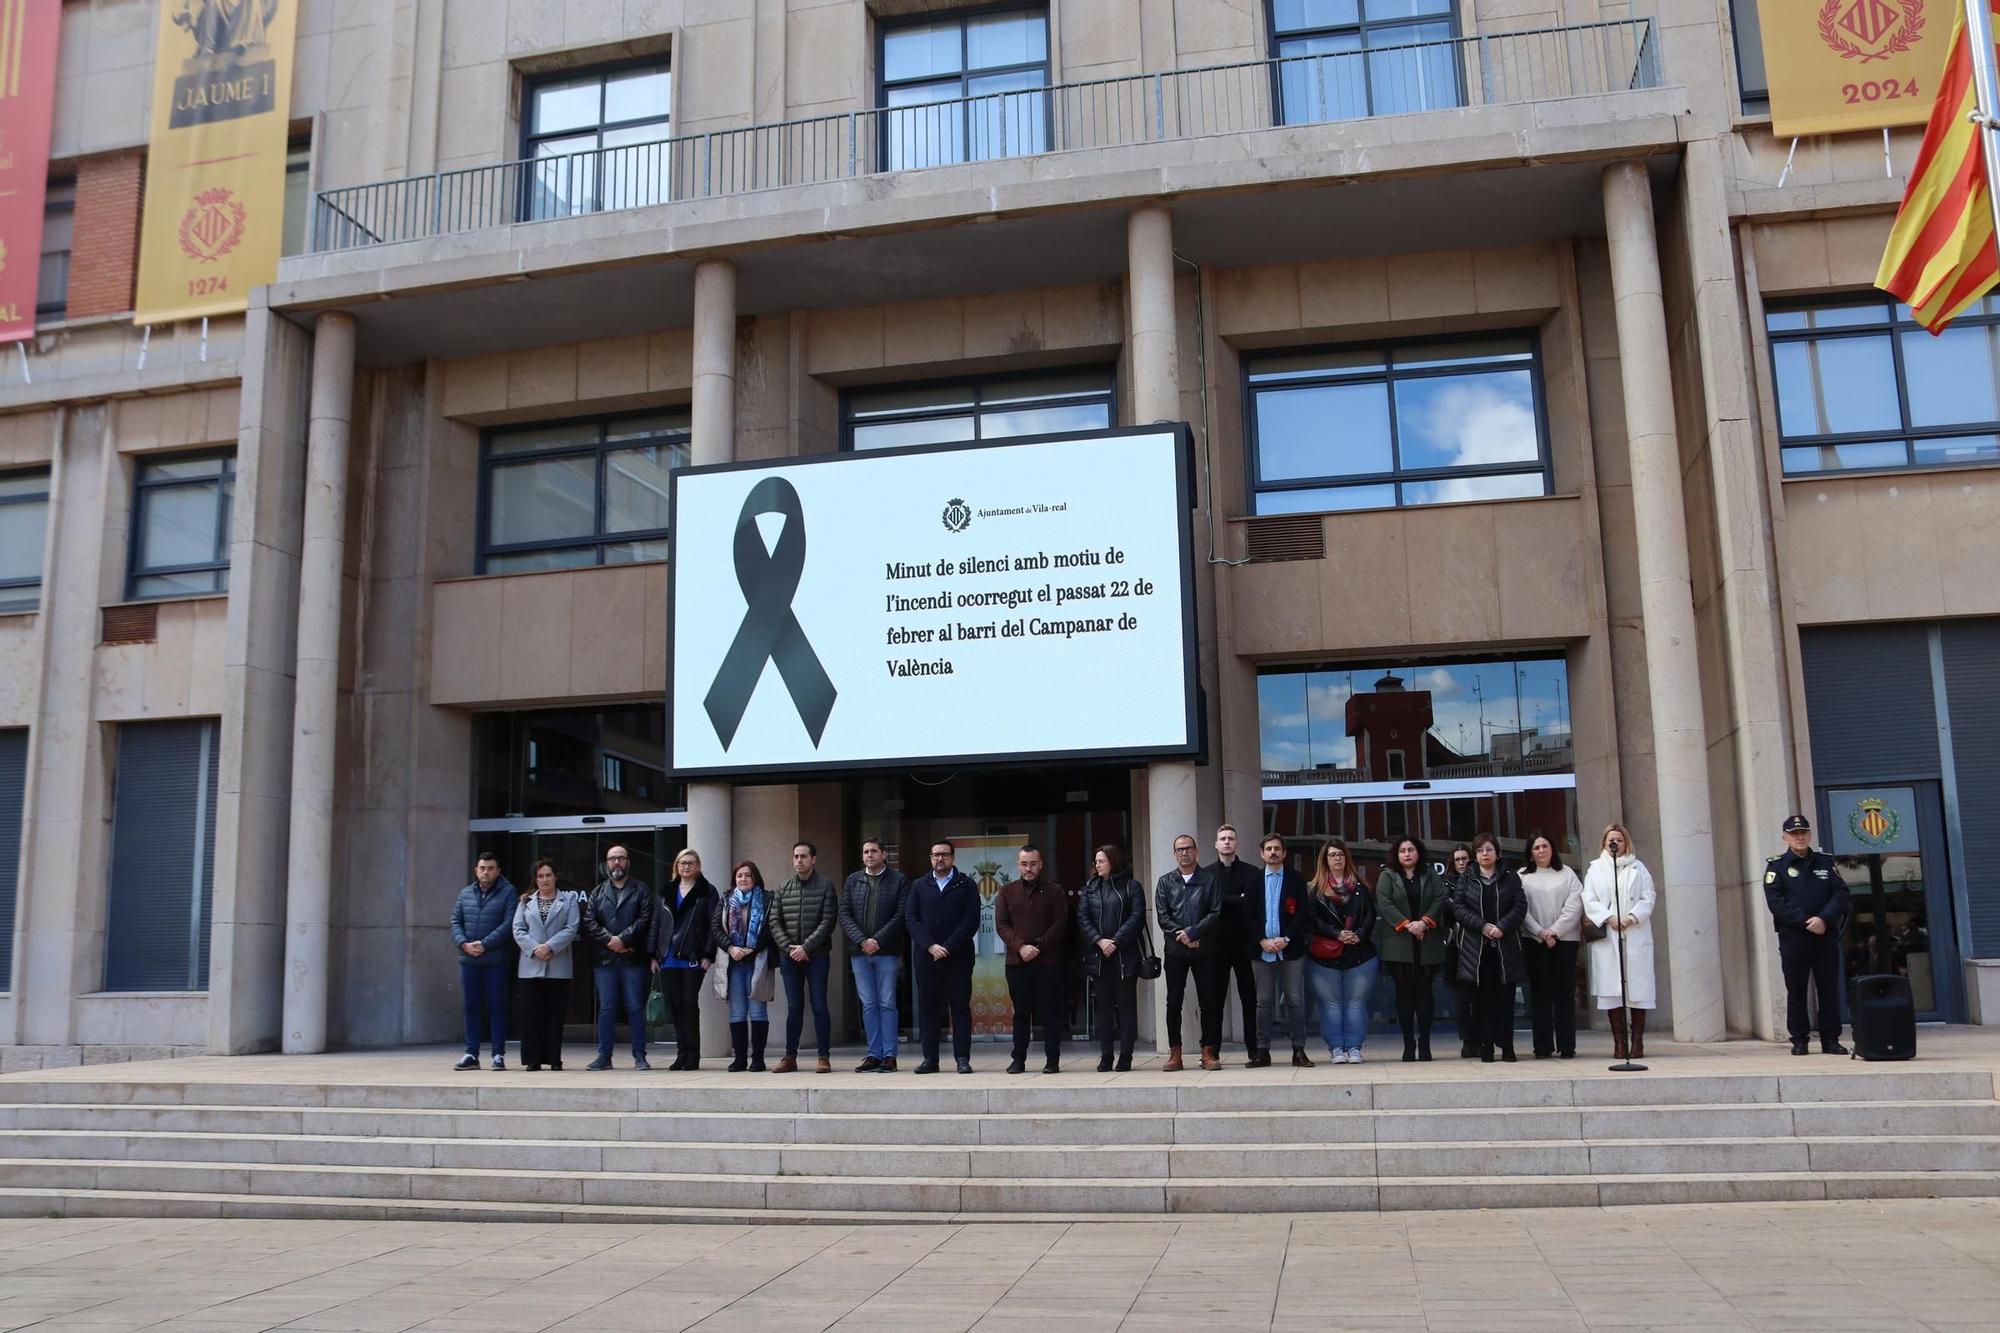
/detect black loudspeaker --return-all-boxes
[1850,974,1917,1061]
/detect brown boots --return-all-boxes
[1200,1045,1221,1071]
[1608,1009,1648,1059]
[1163,1046,1184,1071]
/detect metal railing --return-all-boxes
[311,18,1659,252]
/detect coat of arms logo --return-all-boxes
[1817,0,1925,63]
[178,186,248,262]
[1846,796,1902,847]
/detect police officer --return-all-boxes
[1764,814,1852,1056]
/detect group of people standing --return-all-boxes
[449,821,1679,1072]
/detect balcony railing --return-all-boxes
[311,19,1659,252]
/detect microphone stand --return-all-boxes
[1609,856,1646,1073]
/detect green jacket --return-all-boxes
[1373,867,1453,967]
[770,871,838,956]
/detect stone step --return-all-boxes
[5,1068,1990,1113]
[5,1131,1995,1178]
[7,1097,1995,1144]
[2,1169,1998,1222]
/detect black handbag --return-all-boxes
[1135,888,1163,980]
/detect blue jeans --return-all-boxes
[593,964,648,1062]
[1308,956,1379,1055]
[851,953,900,1060]
[780,952,832,1058]
[460,961,509,1057]
[727,960,768,1022]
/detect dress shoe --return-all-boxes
[1480,1049,1496,1063]
[956,1059,974,1074]
[855,1056,882,1073]
[1823,1039,1849,1056]
[548,1062,563,1071]
[1041,1062,1061,1074]
[1500,1049,1518,1063]
[1097,1055,1114,1072]
[1163,1045,1184,1071]
[913,1060,940,1074]
[1199,1046,1221,1071]
[523,1063,542,1072]
[771,1055,798,1074]
[1006,1058,1027,1074]
[1245,1050,1272,1069]
[815,1056,832,1074]
[1291,1048,1313,1068]
[876,1058,898,1073]
[1114,1054,1132,1072]
[1791,1039,1809,1055]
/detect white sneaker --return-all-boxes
[1348,1048,1364,1064]
[1330,1049,1349,1064]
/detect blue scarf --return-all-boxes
[726,886,765,949]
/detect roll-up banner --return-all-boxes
[1756,0,1951,137]
[0,0,61,343]
[134,0,296,325]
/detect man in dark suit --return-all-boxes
[1244,833,1312,1067]
[1204,824,1266,1066]
[906,839,981,1074]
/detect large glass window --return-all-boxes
[0,469,49,613]
[523,62,672,219]
[1768,296,2000,475]
[480,411,688,572]
[103,719,218,992]
[879,8,1050,170]
[1247,336,1548,514]
[128,452,233,600]
[1270,0,1462,124]
[843,368,1114,451]
[473,706,681,819]
[37,180,73,320]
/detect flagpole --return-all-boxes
[1962,0,2000,263]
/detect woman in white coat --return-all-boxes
[1581,823,1657,1059]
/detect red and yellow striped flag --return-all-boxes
[1877,0,2000,332]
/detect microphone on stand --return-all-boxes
[1609,843,1646,1073]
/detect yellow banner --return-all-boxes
[134,0,296,325]
[1758,0,1952,137]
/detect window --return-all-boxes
[1246,336,1548,513]
[0,469,49,613]
[1730,0,1768,109]
[0,729,21,992]
[473,706,680,819]
[1270,0,1462,125]
[1767,296,2000,475]
[103,719,218,992]
[480,411,688,572]
[523,62,672,219]
[879,7,1050,170]
[37,180,73,320]
[281,143,311,258]
[128,452,234,600]
[844,369,1114,451]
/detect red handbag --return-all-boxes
[1309,907,1355,961]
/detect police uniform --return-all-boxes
[1763,820,1851,1053]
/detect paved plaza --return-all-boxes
[0,1200,1996,1332]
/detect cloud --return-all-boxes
[1408,379,1538,469]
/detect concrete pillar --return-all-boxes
[279,312,356,1054]
[689,258,738,1058]
[1601,162,1725,1042]
[1128,204,1197,1053]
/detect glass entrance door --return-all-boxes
[1820,783,1961,1022]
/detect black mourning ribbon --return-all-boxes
[703,477,837,749]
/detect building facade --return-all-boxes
[1,0,1992,1063]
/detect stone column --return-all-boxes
[689,259,738,1058]
[280,312,357,1054]
[1601,162,1725,1042]
[1128,205,1198,1053]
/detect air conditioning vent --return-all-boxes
[102,603,159,645]
[1244,514,1325,563]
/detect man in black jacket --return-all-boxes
[584,846,656,1070]
[1157,834,1222,1071]
[839,838,910,1072]
[1244,833,1312,1068]
[906,839,981,1074]
[1765,813,1853,1055]
[1204,824,1265,1066]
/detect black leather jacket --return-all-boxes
[584,877,656,968]
[1154,866,1222,957]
